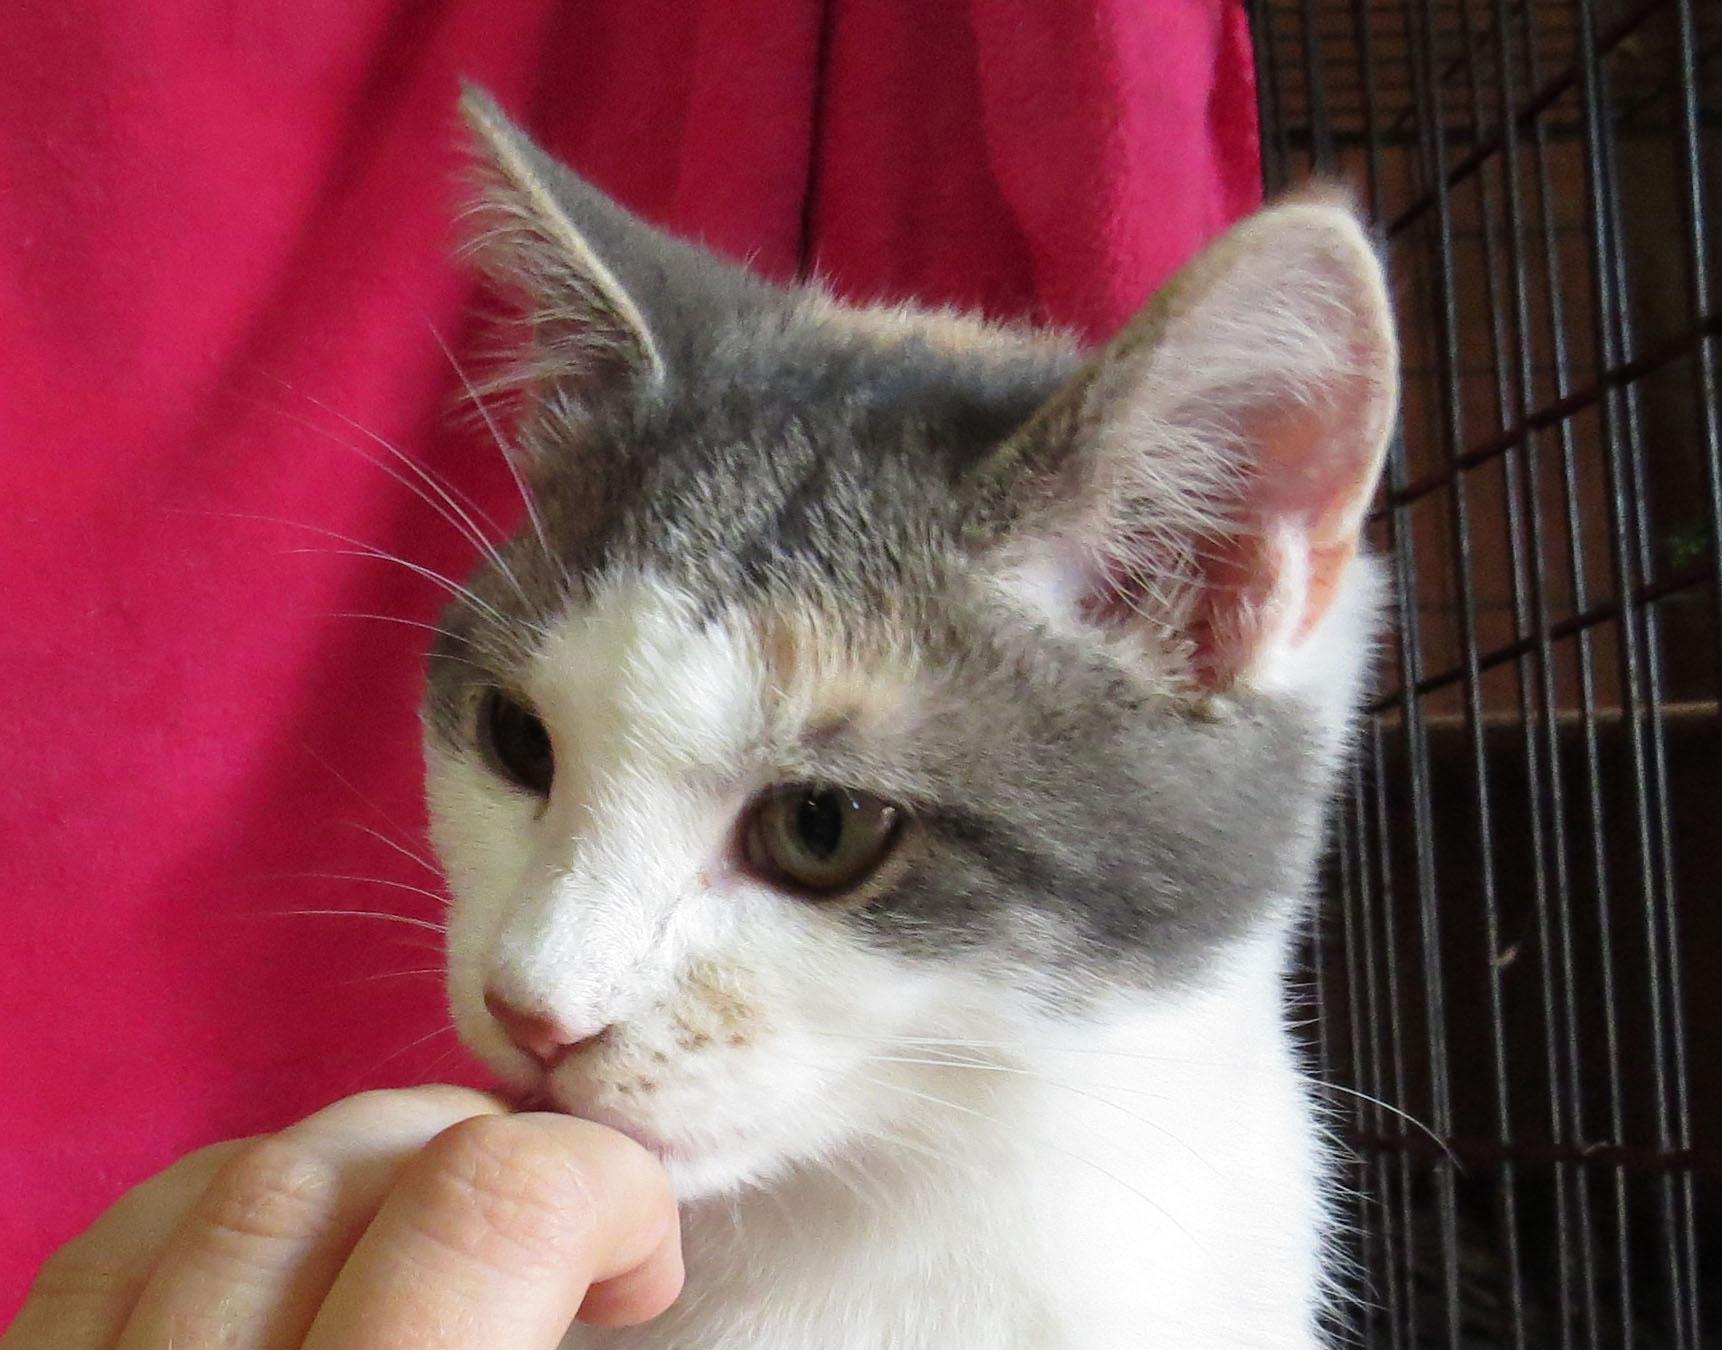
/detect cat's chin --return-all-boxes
[514,1082,772,1202]
[657,1146,771,1201]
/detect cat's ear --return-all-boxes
[968,194,1397,691]
[458,84,771,407]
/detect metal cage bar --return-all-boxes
[1250,0,1720,1343]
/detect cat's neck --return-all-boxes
[579,923,1331,1350]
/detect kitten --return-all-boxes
[427,87,1397,1349]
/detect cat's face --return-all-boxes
[425,90,1397,1199]
[428,574,1103,1198]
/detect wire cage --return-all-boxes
[1247,0,1719,1344]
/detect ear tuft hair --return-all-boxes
[457,84,666,405]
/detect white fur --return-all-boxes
[1252,551,1386,759]
[426,573,1358,1349]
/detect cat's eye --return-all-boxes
[479,689,554,796]
[742,785,903,896]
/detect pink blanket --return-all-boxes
[0,0,1258,1312]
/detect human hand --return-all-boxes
[2,1086,682,1348]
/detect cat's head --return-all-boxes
[425,88,1397,1199]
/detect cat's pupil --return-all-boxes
[795,791,846,860]
[739,783,900,894]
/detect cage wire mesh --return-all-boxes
[1247,0,1720,1344]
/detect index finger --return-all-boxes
[300,1113,681,1350]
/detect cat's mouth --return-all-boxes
[509,1084,557,1113]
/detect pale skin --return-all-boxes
[2,1087,683,1349]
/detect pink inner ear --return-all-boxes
[1075,399,1380,690]
[1226,378,1384,657]
[1055,207,1394,688]
[1250,383,1383,522]
[1192,394,1382,688]
[1182,530,1364,688]
[1186,533,1290,689]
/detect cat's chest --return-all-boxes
[558,1212,1059,1350]
[554,1143,1310,1350]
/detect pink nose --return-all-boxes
[483,988,609,1067]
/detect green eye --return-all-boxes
[742,785,903,895]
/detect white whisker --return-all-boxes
[286,544,524,632]
[253,376,510,538]
[259,872,451,909]
[856,1032,1248,1068]
[852,1071,1200,1248]
[326,610,472,645]
[341,966,445,987]
[853,1052,1214,1175]
[250,375,525,573]
[325,617,491,670]
[1311,1081,1455,1164]
[255,394,530,604]
[857,1038,1452,1163]
[363,1021,459,1078]
[265,908,448,936]
[425,321,569,597]
[338,820,442,877]
[846,1120,958,1176]
[174,503,532,634]
[297,739,429,863]
[413,1042,469,1082]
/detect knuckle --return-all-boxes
[331,1084,475,1116]
[196,1136,340,1248]
[399,1083,505,1114]
[288,1087,418,1140]
[408,1116,593,1268]
[290,1085,503,1145]
[321,1086,403,1117]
